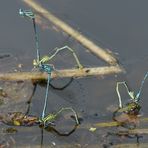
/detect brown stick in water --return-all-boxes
[22,0,118,65]
[0,66,124,81]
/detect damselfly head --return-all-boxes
[19,9,24,16]
[19,8,34,19]
[33,59,39,67]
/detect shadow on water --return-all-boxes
[0,0,148,147]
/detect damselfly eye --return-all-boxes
[33,59,38,66]
[19,9,24,16]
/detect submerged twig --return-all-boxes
[94,117,148,128]
[113,143,148,148]
[22,0,118,65]
[0,66,124,81]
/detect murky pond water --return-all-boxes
[0,0,148,147]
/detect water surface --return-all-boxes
[0,0,148,147]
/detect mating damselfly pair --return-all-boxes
[19,9,83,126]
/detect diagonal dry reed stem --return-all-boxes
[22,0,118,65]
